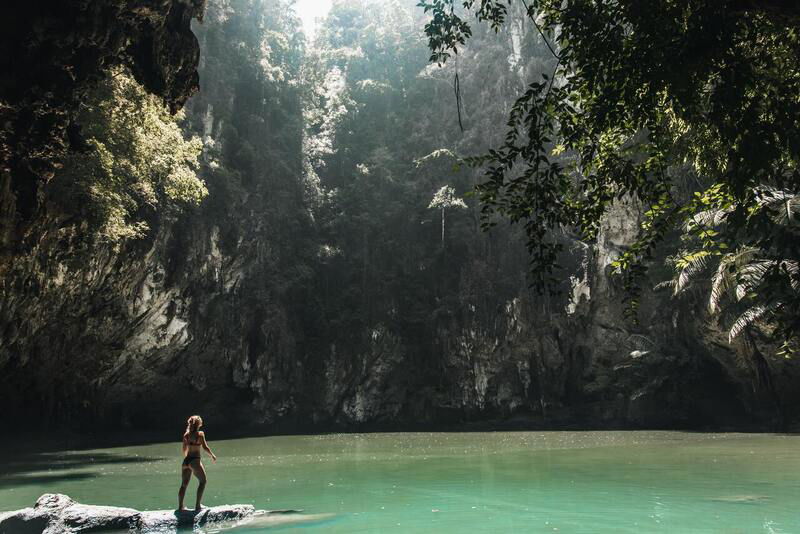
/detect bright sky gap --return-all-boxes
[295,0,333,37]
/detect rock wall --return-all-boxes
[1,153,796,433]
[1,0,798,435]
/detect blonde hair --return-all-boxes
[186,415,203,434]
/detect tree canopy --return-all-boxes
[419,0,800,347]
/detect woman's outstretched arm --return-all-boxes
[200,432,217,462]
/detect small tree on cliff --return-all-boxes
[56,67,206,242]
[428,185,467,247]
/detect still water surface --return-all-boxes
[1,431,799,532]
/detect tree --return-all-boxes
[56,67,205,242]
[418,0,800,343]
[428,185,467,246]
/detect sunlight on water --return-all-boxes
[1,432,799,532]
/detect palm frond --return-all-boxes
[734,283,748,302]
[728,306,767,342]
[728,303,780,342]
[730,246,760,269]
[685,209,715,231]
[624,334,656,351]
[684,206,732,232]
[709,258,733,313]
[754,188,800,225]
[782,259,799,275]
[673,250,714,294]
[737,260,776,293]
[654,279,677,291]
[675,269,690,294]
[780,260,800,291]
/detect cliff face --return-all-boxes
[1,0,797,434]
[332,198,791,430]
[2,185,794,432]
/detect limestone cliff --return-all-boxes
[2,184,794,431]
[1,0,797,435]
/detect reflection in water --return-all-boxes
[225,512,336,532]
[0,472,97,489]
[0,451,164,489]
[0,432,799,533]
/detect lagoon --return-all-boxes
[1,431,798,532]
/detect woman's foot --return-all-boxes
[194,505,205,512]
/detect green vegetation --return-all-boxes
[46,0,800,353]
[303,0,533,345]
[57,67,205,242]
[663,188,800,352]
[419,0,800,347]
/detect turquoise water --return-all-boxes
[1,431,799,532]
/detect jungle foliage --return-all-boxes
[56,68,205,241]
[302,0,536,347]
[418,0,800,347]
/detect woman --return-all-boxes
[178,415,217,511]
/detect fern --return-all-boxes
[737,260,775,293]
[709,258,733,313]
[653,279,677,291]
[662,189,800,346]
[729,305,769,342]
[673,250,714,294]
[780,260,800,290]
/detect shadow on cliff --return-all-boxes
[0,451,162,489]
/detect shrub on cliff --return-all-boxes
[56,67,206,242]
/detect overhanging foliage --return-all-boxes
[419,0,800,344]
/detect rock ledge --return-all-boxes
[0,493,306,533]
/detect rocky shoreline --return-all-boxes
[0,494,316,533]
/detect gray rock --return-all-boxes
[709,494,771,504]
[0,494,303,533]
[0,508,49,534]
[61,503,141,532]
[139,505,254,531]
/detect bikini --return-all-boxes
[182,434,202,466]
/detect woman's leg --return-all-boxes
[190,460,207,511]
[178,466,192,510]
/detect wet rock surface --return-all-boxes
[0,493,305,533]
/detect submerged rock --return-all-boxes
[709,494,771,504]
[0,494,310,533]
